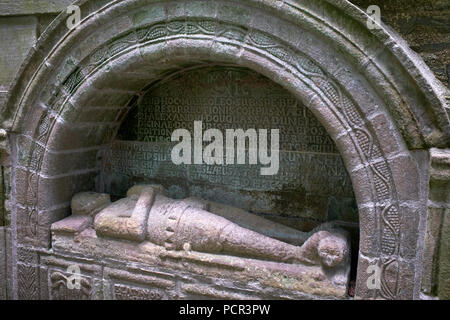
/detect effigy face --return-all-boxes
[52,185,351,299]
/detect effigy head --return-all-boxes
[317,234,349,268]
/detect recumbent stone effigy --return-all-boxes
[51,184,351,298]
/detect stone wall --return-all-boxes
[0,1,71,114]
[0,227,12,299]
[0,0,448,300]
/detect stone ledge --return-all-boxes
[430,148,450,183]
[51,229,351,300]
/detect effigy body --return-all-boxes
[78,185,351,269]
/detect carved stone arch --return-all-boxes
[4,0,449,300]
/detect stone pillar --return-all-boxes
[0,227,6,299]
[422,148,450,299]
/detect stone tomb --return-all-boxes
[5,0,447,300]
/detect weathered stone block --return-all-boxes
[16,207,65,247]
[397,260,416,300]
[399,205,422,260]
[185,0,216,18]
[426,148,450,299]
[131,3,166,27]
[106,67,356,225]
[46,122,117,151]
[369,112,408,157]
[0,0,74,15]
[114,284,166,300]
[349,167,375,206]
[0,227,6,300]
[37,206,70,227]
[17,263,39,299]
[5,227,12,299]
[90,63,151,93]
[40,149,101,176]
[16,206,38,245]
[16,135,34,167]
[0,91,7,115]
[1,0,447,302]
[422,207,444,295]
[335,132,366,170]
[73,107,123,124]
[104,267,176,300]
[164,1,185,20]
[38,13,58,34]
[354,255,379,299]
[19,102,48,138]
[17,246,38,264]
[39,255,103,300]
[69,86,136,108]
[0,16,37,90]
[358,207,380,257]
[36,172,97,211]
[389,155,420,202]
[39,266,49,300]
[216,2,253,26]
[13,167,38,207]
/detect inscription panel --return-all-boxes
[105,67,357,224]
